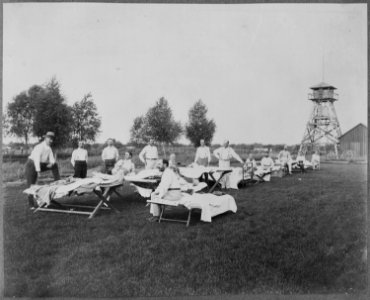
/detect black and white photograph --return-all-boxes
[1,1,367,298]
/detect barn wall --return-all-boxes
[339,125,368,158]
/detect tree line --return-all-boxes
[130,97,216,149]
[3,78,217,150]
[3,78,101,148]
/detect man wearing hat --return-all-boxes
[25,131,61,208]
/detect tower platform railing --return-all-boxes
[308,93,339,101]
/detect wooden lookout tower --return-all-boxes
[299,82,342,157]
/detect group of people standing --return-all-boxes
[24,131,320,209]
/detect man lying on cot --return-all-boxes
[148,159,182,222]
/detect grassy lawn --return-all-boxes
[3,163,367,297]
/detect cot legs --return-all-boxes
[158,204,192,227]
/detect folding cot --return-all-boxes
[24,177,123,218]
[147,192,237,227]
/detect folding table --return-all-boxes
[207,169,233,192]
[254,171,272,182]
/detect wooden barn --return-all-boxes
[339,123,368,158]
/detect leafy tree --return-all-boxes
[185,99,216,147]
[129,97,182,155]
[32,78,74,148]
[71,93,101,143]
[2,113,10,137]
[5,90,37,145]
[145,97,182,144]
[129,115,150,145]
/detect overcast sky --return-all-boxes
[2,3,367,145]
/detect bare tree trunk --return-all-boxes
[162,142,167,158]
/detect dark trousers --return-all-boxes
[196,158,209,184]
[74,161,87,178]
[104,159,116,175]
[25,159,61,207]
[298,161,305,173]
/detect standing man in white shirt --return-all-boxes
[194,139,211,167]
[139,138,159,170]
[101,138,119,174]
[194,139,211,183]
[24,131,61,208]
[71,140,88,178]
[213,140,244,188]
[278,145,293,175]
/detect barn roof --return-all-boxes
[340,123,367,140]
[310,82,337,90]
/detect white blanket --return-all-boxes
[149,193,237,223]
[23,176,123,206]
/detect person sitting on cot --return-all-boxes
[256,150,274,182]
[278,145,292,175]
[148,159,182,222]
[111,151,135,177]
[243,153,257,179]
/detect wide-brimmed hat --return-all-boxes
[45,131,55,138]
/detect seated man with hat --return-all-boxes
[24,131,61,209]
